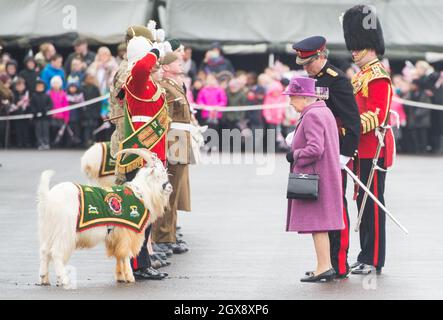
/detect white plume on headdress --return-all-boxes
[163,41,172,54]
[156,29,165,42]
[338,12,344,26]
[147,20,156,32]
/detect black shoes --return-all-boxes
[155,242,188,254]
[351,262,383,275]
[170,242,189,254]
[306,268,350,279]
[133,267,168,280]
[300,268,336,283]
[153,243,173,257]
[150,254,171,269]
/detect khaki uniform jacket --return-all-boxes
[160,78,192,165]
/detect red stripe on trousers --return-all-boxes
[373,171,379,267]
[338,171,349,275]
[132,257,138,270]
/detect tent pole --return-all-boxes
[268,53,275,67]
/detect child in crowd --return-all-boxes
[48,75,69,146]
[30,79,53,150]
[66,82,84,147]
[10,77,31,148]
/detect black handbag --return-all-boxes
[286,111,319,200]
[286,171,319,200]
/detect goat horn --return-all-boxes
[115,148,154,166]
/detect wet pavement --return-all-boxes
[0,150,442,299]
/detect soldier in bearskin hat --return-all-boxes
[342,4,395,275]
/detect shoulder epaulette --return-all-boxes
[326,68,338,77]
[352,61,391,96]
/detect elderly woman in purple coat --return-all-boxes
[284,76,344,282]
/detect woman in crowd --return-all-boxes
[87,46,118,95]
[34,42,56,69]
[87,46,118,135]
[284,76,343,283]
[261,73,287,151]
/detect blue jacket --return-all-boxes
[40,64,65,90]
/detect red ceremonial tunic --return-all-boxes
[352,59,393,162]
[124,52,167,161]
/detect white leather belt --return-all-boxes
[132,116,152,123]
[170,122,192,132]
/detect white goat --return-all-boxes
[37,149,172,287]
[80,142,116,188]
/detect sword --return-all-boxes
[355,109,401,231]
[354,125,387,231]
[344,166,408,235]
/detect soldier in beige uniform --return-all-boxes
[109,26,155,184]
[152,52,192,254]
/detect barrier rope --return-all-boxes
[0,94,109,121]
[1,92,443,121]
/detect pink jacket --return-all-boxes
[49,89,69,123]
[262,80,287,125]
[197,86,227,120]
[390,94,407,126]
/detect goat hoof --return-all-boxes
[56,277,70,287]
[37,282,50,286]
[116,274,125,283]
[39,275,50,286]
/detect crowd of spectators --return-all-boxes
[0,39,115,150]
[1,39,443,154]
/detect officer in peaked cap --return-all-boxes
[292,35,361,279]
[292,36,328,65]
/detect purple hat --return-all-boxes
[283,76,317,97]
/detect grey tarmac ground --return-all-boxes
[0,150,442,299]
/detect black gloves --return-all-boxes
[286,151,294,163]
[150,48,160,59]
[117,88,125,100]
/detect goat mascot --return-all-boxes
[37,149,172,287]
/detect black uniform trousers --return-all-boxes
[125,169,151,271]
[356,158,387,268]
[329,171,350,275]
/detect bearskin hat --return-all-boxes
[342,5,385,56]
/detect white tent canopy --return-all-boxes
[1,0,442,56]
[0,0,154,44]
[164,0,443,55]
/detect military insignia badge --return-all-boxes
[104,193,123,215]
[130,205,140,218]
[88,204,99,215]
